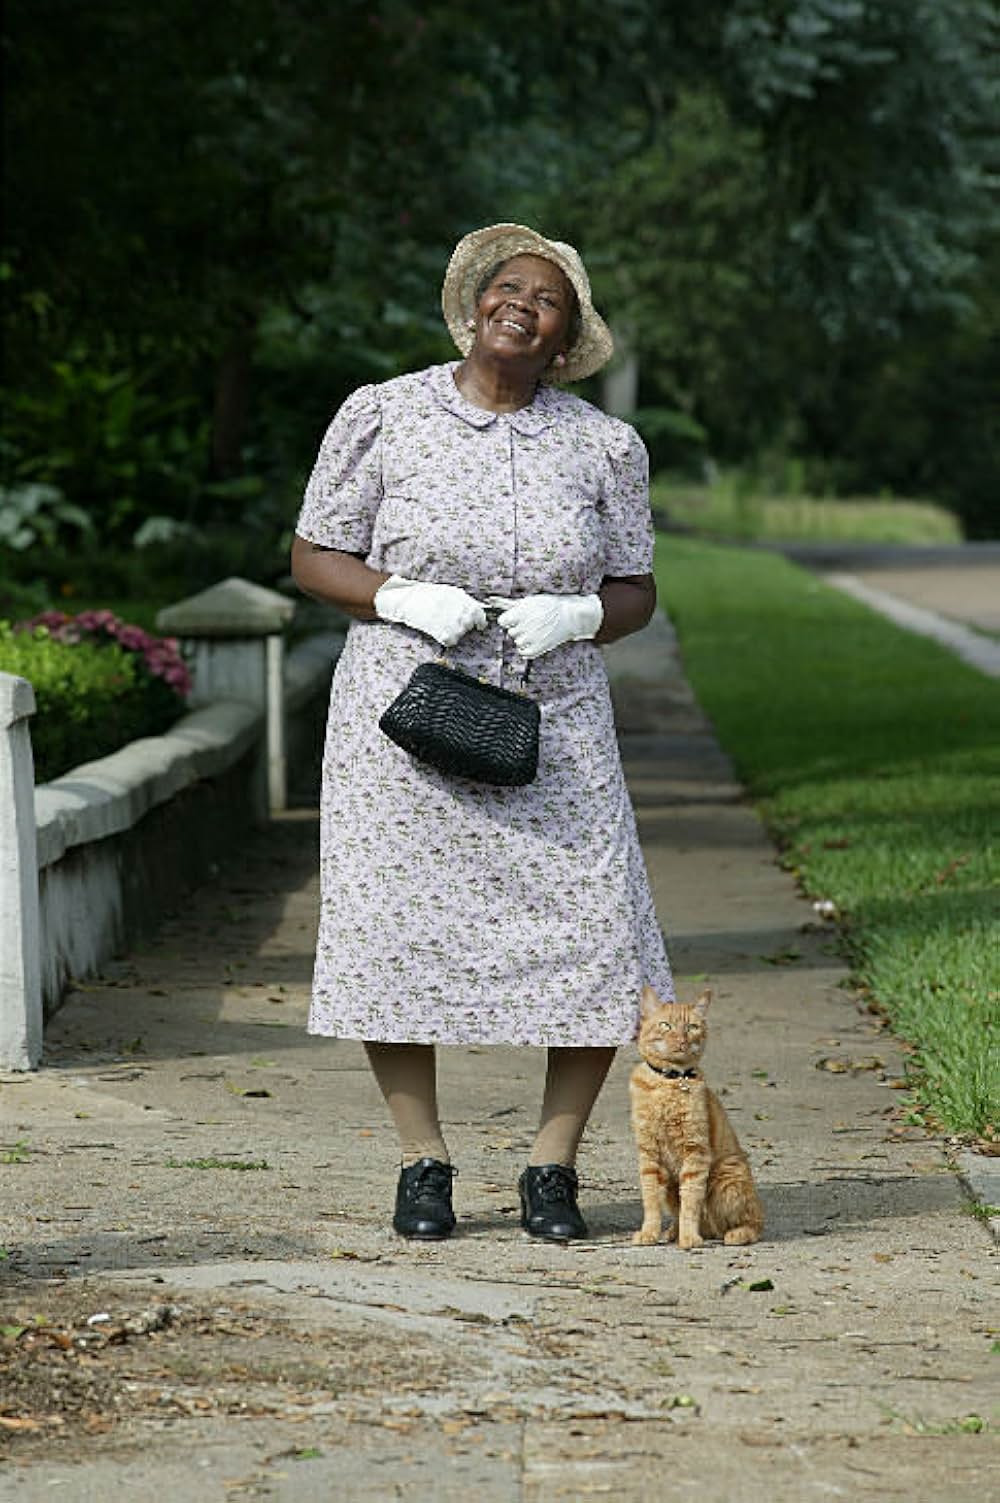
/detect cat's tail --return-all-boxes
[706,1157,764,1244]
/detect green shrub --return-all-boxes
[0,620,185,783]
[0,518,291,626]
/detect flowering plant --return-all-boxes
[15,609,191,699]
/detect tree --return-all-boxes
[2,0,997,536]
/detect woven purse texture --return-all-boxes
[379,661,540,786]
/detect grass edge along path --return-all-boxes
[653,534,999,1143]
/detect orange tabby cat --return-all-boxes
[630,985,764,1249]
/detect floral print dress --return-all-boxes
[295,361,674,1046]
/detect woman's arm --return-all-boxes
[594,574,657,644]
[291,538,656,641]
[290,536,390,621]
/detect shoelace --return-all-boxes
[531,1166,578,1204]
[409,1163,458,1203]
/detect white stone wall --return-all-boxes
[0,625,341,1067]
[0,673,43,1068]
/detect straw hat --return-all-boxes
[442,223,614,383]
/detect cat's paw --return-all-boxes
[677,1232,704,1251]
[632,1227,661,1246]
[724,1226,761,1245]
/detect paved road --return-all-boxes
[1,616,996,1500]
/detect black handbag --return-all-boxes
[379,659,540,786]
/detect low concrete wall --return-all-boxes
[0,673,42,1069]
[34,700,263,1017]
[0,614,343,1064]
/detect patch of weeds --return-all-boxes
[164,1157,270,1172]
[0,1139,30,1164]
[759,947,801,965]
[663,1394,699,1413]
[887,1409,987,1436]
[966,1203,1000,1223]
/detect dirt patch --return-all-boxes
[0,1277,456,1464]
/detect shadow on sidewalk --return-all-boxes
[40,812,321,1068]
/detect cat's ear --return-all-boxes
[640,984,662,1019]
[693,988,713,1017]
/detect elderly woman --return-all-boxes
[291,223,675,1243]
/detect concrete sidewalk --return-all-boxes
[846,562,1000,635]
[1,617,997,1500]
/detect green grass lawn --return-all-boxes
[654,535,999,1141]
[652,480,963,546]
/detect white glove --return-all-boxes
[490,593,604,660]
[374,575,487,647]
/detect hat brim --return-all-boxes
[441,223,614,384]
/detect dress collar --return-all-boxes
[427,361,556,436]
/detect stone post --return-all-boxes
[157,577,296,818]
[0,672,43,1069]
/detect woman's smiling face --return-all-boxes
[473,254,576,369]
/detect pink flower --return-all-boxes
[117,626,151,651]
[14,608,191,702]
[76,609,118,632]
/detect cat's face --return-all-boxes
[637,987,710,1069]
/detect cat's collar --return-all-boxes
[644,1062,700,1081]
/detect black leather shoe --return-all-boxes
[518,1163,588,1241]
[392,1158,457,1240]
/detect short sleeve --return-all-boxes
[599,420,655,577]
[295,385,383,553]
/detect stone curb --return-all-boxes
[954,1150,1000,1244]
[825,572,1000,677]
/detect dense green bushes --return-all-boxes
[0,612,190,783]
[3,2,997,554]
[0,512,293,631]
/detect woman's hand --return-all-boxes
[490,593,603,659]
[374,575,488,647]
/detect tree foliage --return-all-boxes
[2,0,997,541]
